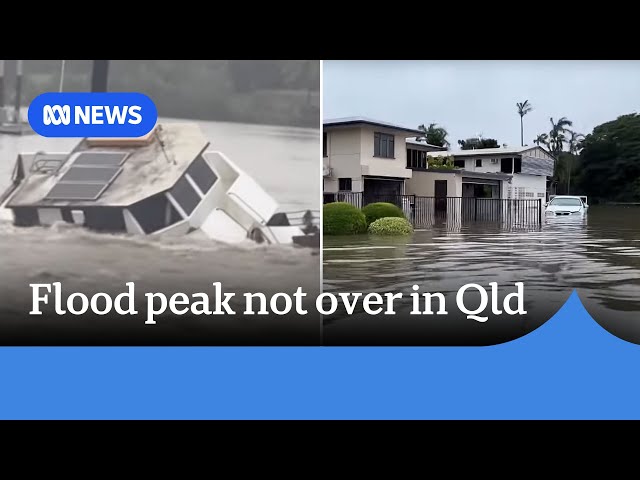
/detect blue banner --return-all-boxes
[0,292,638,419]
[28,92,158,138]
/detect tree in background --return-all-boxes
[427,155,456,170]
[458,137,499,150]
[534,133,549,147]
[416,123,450,147]
[516,100,533,147]
[547,117,573,157]
[577,113,640,202]
[533,117,573,191]
[563,130,585,194]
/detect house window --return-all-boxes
[323,132,328,157]
[374,132,395,158]
[418,151,427,169]
[338,178,352,191]
[406,149,428,170]
[514,158,522,173]
[454,159,465,169]
[475,159,482,168]
[501,157,522,174]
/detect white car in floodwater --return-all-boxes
[545,195,589,216]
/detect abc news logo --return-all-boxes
[29,92,157,138]
[43,105,143,126]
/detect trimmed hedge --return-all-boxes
[368,217,414,236]
[361,202,405,226]
[323,202,368,235]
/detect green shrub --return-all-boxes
[368,217,414,236]
[428,155,456,170]
[323,202,367,235]
[361,202,405,226]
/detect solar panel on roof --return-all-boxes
[44,163,124,201]
[45,183,108,200]
[60,166,121,183]
[42,149,130,201]
[72,152,129,166]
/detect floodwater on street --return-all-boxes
[323,206,640,345]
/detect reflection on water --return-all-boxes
[0,119,321,345]
[323,206,640,345]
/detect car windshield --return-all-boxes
[549,198,582,207]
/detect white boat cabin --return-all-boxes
[1,123,319,247]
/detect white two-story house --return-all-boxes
[323,117,422,204]
[426,145,556,201]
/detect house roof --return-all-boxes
[405,138,448,149]
[418,169,511,181]
[7,123,209,208]
[427,145,555,159]
[460,170,513,181]
[323,116,422,135]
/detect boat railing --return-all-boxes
[284,209,320,228]
[227,191,270,225]
[32,157,65,174]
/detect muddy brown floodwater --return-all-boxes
[323,206,640,346]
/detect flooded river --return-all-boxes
[323,206,640,346]
[0,119,321,345]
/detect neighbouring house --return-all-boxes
[404,138,513,202]
[323,117,422,204]
[425,145,556,201]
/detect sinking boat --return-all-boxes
[0,122,319,247]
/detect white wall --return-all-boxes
[509,174,547,200]
[462,157,505,173]
[501,180,510,199]
[323,128,363,193]
[406,171,462,197]
[324,125,413,193]
[37,208,62,225]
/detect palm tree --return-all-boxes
[548,116,573,156]
[566,129,584,155]
[516,100,533,147]
[417,123,450,148]
[534,133,549,147]
[564,130,584,194]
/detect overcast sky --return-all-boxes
[323,60,640,148]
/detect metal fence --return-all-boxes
[323,192,543,226]
[323,191,363,209]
